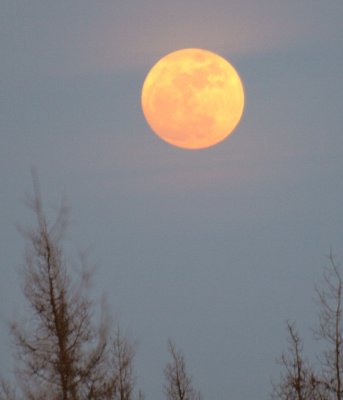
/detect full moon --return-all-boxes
[141,48,245,149]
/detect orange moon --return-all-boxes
[141,48,244,149]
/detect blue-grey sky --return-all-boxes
[1,1,343,399]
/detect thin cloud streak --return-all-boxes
[2,0,341,78]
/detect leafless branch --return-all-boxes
[164,340,201,400]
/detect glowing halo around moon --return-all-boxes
[141,48,245,150]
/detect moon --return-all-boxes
[141,48,245,150]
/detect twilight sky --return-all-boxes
[1,1,343,399]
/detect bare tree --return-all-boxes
[163,340,201,400]
[1,178,116,400]
[271,322,324,400]
[314,252,343,400]
[273,253,343,400]
[110,328,135,400]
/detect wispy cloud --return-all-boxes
[74,0,342,72]
[2,0,341,78]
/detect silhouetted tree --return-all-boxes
[314,253,343,400]
[273,253,343,400]
[110,328,136,400]
[163,340,201,400]
[271,322,322,400]
[0,177,127,400]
